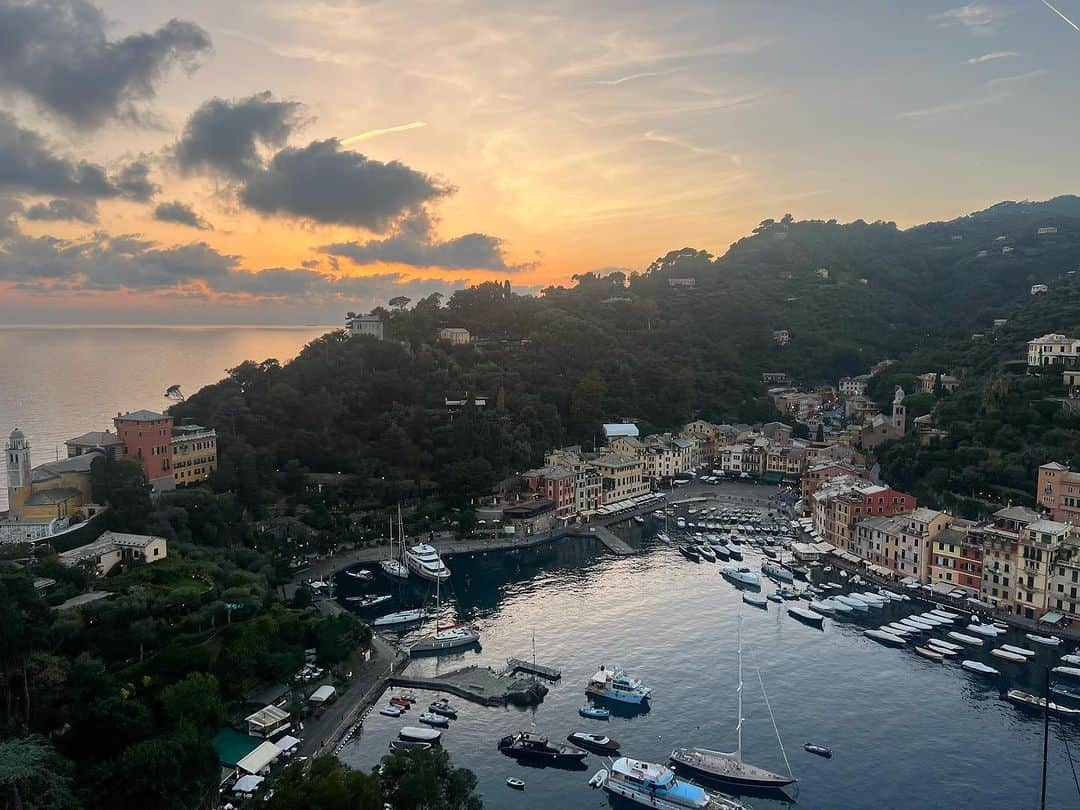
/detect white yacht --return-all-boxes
[408,569,479,655]
[405,543,451,582]
[600,757,743,809]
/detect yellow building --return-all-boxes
[171,424,218,486]
[591,453,649,504]
[58,531,168,576]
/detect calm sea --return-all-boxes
[0,325,329,510]
[336,522,1080,809]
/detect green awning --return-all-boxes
[762,472,784,484]
[1039,611,1065,626]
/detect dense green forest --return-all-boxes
[874,269,1080,515]
[170,198,1080,517]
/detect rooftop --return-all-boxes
[65,430,122,447]
[31,453,98,483]
[115,409,169,423]
[993,505,1040,524]
[58,531,164,565]
[602,423,639,438]
[24,487,82,506]
[1027,519,1071,536]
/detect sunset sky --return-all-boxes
[2,0,1080,323]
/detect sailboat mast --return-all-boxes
[737,615,744,761]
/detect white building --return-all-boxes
[58,531,167,576]
[347,313,384,339]
[1027,333,1080,367]
[438,327,471,345]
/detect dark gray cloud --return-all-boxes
[240,138,449,229]
[174,91,303,178]
[321,210,522,271]
[0,113,158,204]
[24,198,98,223]
[0,0,211,128]
[114,161,158,202]
[153,200,212,230]
[0,219,467,305]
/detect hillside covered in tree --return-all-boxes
[170,198,1080,514]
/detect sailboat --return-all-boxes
[408,569,479,655]
[669,616,796,790]
[380,507,409,579]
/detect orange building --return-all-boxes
[114,410,175,493]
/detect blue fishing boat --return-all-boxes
[579,704,611,719]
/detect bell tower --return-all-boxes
[5,427,31,517]
[891,386,907,433]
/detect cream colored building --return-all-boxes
[58,531,168,576]
[171,424,218,486]
[438,327,471,345]
[591,453,648,504]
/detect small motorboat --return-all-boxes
[803,743,832,758]
[345,594,391,608]
[419,712,449,727]
[915,645,944,662]
[991,648,1028,663]
[808,600,835,617]
[834,595,868,611]
[1052,666,1080,680]
[743,593,768,609]
[789,606,825,628]
[728,546,744,561]
[767,592,785,603]
[914,613,946,626]
[948,631,984,646]
[588,769,608,789]
[380,705,404,717]
[762,560,795,583]
[896,618,930,632]
[1052,684,1080,701]
[1061,654,1080,666]
[882,623,913,637]
[721,564,762,589]
[498,731,588,763]
[345,569,373,580]
[1006,689,1080,717]
[966,623,1001,638]
[823,598,853,614]
[390,697,412,708]
[927,638,962,653]
[961,660,999,677]
[763,546,779,559]
[877,589,904,602]
[428,701,458,718]
[579,705,610,720]
[1026,633,1062,647]
[1000,644,1036,658]
[506,777,525,790]
[822,582,843,591]
[925,640,958,656]
[567,732,620,753]
[389,739,431,751]
[679,545,701,562]
[399,726,442,743]
[930,608,960,620]
[698,546,717,563]
[633,515,645,524]
[711,544,732,561]
[865,629,906,647]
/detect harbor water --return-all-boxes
[336,519,1080,809]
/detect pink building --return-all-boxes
[114,410,175,493]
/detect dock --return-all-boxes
[587,526,635,556]
[385,665,549,707]
[505,657,562,681]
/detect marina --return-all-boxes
[336,512,1080,808]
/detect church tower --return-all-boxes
[891,386,907,433]
[5,427,31,517]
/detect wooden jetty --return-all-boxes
[505,657,562,681]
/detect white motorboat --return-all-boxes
[926,638,962,653]
[405,543,451,582]
[374,608,429,627]
[961,660,999,676]
[1052,666,1080,680]
[720,565,761,589]
[742,593,768,609]
[948,631,984,646]
[788,606,824,628]
[380,705,403,717]
[844,593,880,609]
[915,645,944,662]
[1006,689,1080,717]
[930,608,960,620]
[1025,633,1062,647]
[823,598,853,614]
[399,726,442,743]
[966,623,1001,638]
[761,560,794,583]
[833,595,868,611]
[991,648,1027,663]
[1061,654,1080,666]
[345,594,391,608]
[865,629,906,647]
[857,592,888,605]
[1000,644,1036,657]
[914,613,946,626]
[925,640,958,656]
[588,769,608,789]
[380,506,411,580]
[808,600,836,616]
[896,618,932,632]
[883,623,913,637]
[345,569,373,581]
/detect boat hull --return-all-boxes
[670,750,795,789]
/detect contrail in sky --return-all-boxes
[342,122,427,144]
[1042,0,1080,32]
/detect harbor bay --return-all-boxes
[335,518,1080,809]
